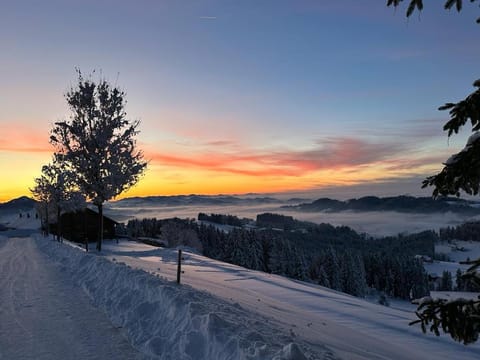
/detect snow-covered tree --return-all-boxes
[291,246,308,281]
[50,70,147,251]
[31,156,85,241]
[324,247,341,291]
[340,251,367,297]
[440,270,453,291]
[31,171,53,236]
[161,220,202,252]
[316,265,330,288]
[455,268,465,291]
[245,230,263,271]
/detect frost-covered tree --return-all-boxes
[245,230,263,271]
[440,270,453,291]
[340,251,367,297]
[455,268,467,291]
[161,220,202,252]
[317,265,330,288]
[31,156,85,241]
[291,246,308,281]
[31,171,53,236]
[324,247,341,291]
[50,70,147,251]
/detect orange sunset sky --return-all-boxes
[1,1,478,202]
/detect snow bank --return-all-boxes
[35,235,321,360]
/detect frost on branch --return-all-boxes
[422,81,480,198]
[49,70,147,250]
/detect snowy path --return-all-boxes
[0,235,144,360]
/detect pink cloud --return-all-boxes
[146,137,410,177]
[0,124,52,153]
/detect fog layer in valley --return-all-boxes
[104,200,480,237]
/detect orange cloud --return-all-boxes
[146,137,405,178]
[0,124,52,153]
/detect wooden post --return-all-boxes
[177,249,182,284]
[84,209,88,252]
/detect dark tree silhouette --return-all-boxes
[387,0,480,344]
[387,0,479,23]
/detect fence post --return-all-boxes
[177,249,182,284]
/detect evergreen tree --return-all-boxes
[317,265,330,288]
[229,228,247,267]
[324,247,341,291]
[259,233,273,273]
[455,268,465,291]
[440,271,454,291]
[353,252,368,297]
[291,246,308,281]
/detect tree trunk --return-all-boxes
[97,204,103,251]
[57,207,61,242]
[45,202,49,237]
[84,209,88,252]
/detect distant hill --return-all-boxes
[112,195,282,207]
[0,196,36,213]
[284,195,480,214]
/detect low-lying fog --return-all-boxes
[104,201,480,238]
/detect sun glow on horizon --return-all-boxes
[0,148,446,204]
[1,1,476,204]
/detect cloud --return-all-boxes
[204,140,237,147]
[0,124,52,153]
[381,154,447,172]
[199,16,217,20]
[146,136,411,177]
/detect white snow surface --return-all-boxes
[32,235,479,360]
[0,234,143,360]
[435,241,480,263]
[35,236,330,360]
[425,241,480,285]
[467,132,480,147]
[3,213,480,359]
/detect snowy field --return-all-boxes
[24,233,479,360]
[435,240,480,263]
[423,240,480,282]
[2,211,480,359]
[34,236,330,360]
[96,240,480,360]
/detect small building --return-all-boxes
[51,208,118,243]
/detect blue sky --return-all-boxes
[1,0,479,200]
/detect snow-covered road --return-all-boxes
[0,235,144,360]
